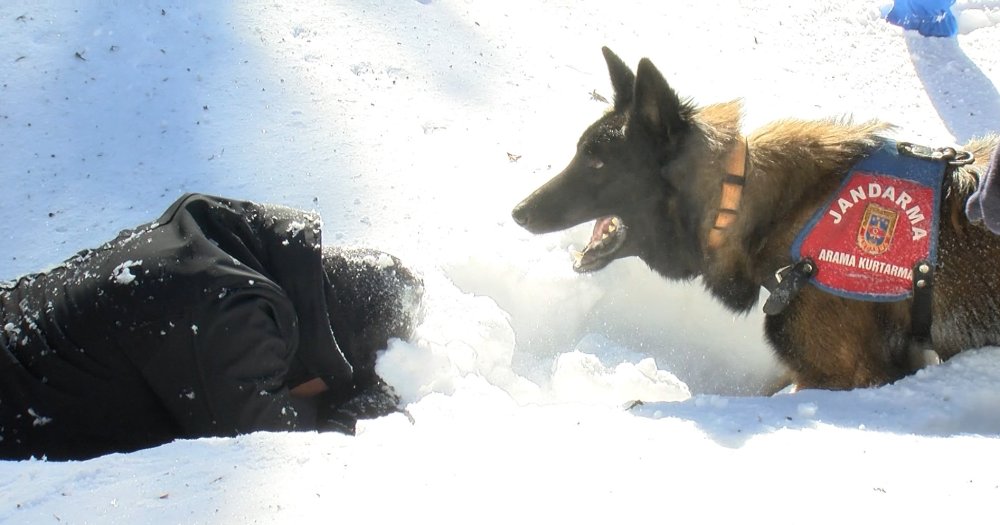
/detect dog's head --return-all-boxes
[511,47,703,277]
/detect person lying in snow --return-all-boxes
[0,193,423,461]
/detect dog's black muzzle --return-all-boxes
[510,201,532,229]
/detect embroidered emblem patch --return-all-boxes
[857,203,898,255]
[791,139,947,302]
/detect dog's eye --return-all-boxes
[588,158,605,170]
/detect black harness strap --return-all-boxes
[910,260,934,343]
[898,144,973,369]
[906,261,942,371]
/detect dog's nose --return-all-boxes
[511,203,529,227]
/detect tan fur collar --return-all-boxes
[707,137,749,249]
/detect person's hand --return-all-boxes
[316,377,402,435]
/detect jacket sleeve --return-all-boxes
[157,194,356,400]
[245,202,357,399]
[184,285,304,435]
[132,193,359,434]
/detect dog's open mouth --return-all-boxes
[573,216,627,273]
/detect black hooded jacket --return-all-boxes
[0,194,413,460]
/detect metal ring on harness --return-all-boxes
[898,141,975,166]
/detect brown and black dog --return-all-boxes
[512,47,999,391]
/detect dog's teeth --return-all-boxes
[608,224,617,233]
[602,233,609,240]
[572,250,583,263]
[611,217,622,227]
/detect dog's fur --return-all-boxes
[512,47,1000,390]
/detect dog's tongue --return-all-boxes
[589,217,615,245]
[574,215,625,273]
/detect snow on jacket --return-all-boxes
[0,193,360,460]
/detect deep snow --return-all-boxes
[2,0,1000,523]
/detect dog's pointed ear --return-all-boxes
[632,58,687,138]
[602,46,634,111]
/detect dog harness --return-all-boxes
[763,139,973,356]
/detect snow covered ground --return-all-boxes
[2,0,1000,522]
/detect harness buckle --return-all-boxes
[762,259,815,316]
[897,141,975,167]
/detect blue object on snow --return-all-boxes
[886,0,957,37]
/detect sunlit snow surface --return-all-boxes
[2,0,1000,522]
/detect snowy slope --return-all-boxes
[2,1,1000,523]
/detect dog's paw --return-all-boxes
[907,345,942,373]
